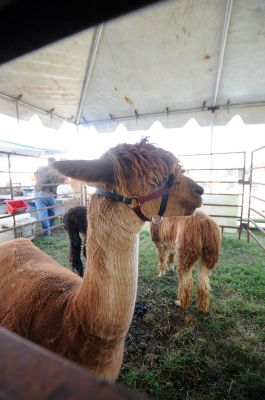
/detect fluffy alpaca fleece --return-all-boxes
[150,211,221,312]
[63,205,87,277]
[0,139,203,381]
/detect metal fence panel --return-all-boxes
[247,146,265,251]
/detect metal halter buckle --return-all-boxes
[150,215,163,224]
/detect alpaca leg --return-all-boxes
[82,233,87,260]
[68,244,73,263]
[167,249,177,272]
[197,265,211,312]
[69,232,84,277]
[156,245,168,277]
[176,265,194,309]
[82,242,87,259]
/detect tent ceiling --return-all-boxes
[0,0,265,131]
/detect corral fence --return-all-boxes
[0,149,264,251]
[178,151,246,239]
[247,145,265,251]
[0,151,88,242]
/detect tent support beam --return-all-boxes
[212,0,234,107]
[75,24,104,125]
[80,101,265,127]
[0,92,70,123]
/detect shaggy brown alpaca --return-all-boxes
[150,211,221,312]
[63,205,87,277]
[0,139,203,381]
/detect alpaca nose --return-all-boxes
[194,184,204,196]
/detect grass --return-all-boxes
[33,227,265,400]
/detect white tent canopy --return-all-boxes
[0,0,265,131]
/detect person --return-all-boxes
[34,157,67,236]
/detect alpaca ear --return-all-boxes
[52,159,115,184]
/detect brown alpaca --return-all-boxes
[150,211,221,312]
[0,139,203,381]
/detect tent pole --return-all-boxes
[209,0,233,196]
[212,0,234,107]
[75,24,104,125]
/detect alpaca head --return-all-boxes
[53,139,203,219]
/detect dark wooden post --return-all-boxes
[0,327,149,400]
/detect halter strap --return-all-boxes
[93,190,132,205]
[95,175,174,222]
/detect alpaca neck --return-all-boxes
[76,196,143,340]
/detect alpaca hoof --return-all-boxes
[167,265,175,272]
[175,299,189,310]
[197,299,209,312]
[158,272,165,277]
[134,303,148,317]
[197,305,209,312]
